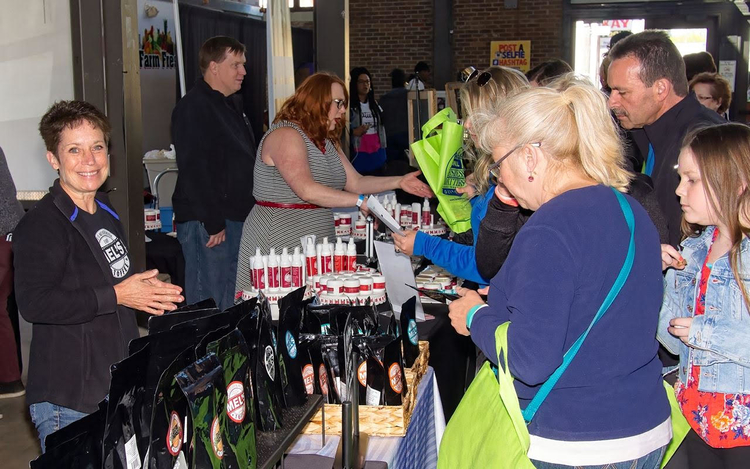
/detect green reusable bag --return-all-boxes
[660,380,690,468]
[437,322,535,469]
[410,108,472,233]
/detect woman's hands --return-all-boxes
[456,173,478,198]
[448,286,485,336]
[352,124,370,137]
[392,229,418,255]
[399,171,434,198]
[668,317,693,345]
[114,269,184,315]
[661,244,687,271]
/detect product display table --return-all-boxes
[287,367,443,469]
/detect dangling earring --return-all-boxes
[528,173,534,182]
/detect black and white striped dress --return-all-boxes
[235,121,347,293]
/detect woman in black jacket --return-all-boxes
[13,101,183,452]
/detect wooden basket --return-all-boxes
[302,341,430,437]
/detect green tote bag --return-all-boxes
[410,108,472,233]
[438,322,534,469]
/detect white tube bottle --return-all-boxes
[292,246,304,287]
[346,238,357,271]
[252,248,265,290]
[280,247,292,289]
[268,248,280,289]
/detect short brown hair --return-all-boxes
[609,30,689,97]
[199,36,246,75]
[274,72,349,149]
[39,100,111,156]
[689,72,732,114]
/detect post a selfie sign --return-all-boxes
[490,40,531,73]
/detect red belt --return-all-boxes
[256,200,321,210]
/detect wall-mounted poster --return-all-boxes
[490,40,531,72]
[138,0,177,157]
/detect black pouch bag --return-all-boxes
[400,297,421,368]
[146,346,195,469]
[176,353,233,469]
[321,336,344,404]
[34,399,107,469]
[383,338,407,405]
[278,289,307,407]
[223,298,259,330]
[196,324,232,358]
[207,330,258,469]
[365,355,386,406]
[148,299,219,334]
[303,304,338,335]
[103,344,151,469]
[44,398,106,452]
[297,334,319,396]
[254,296,284,431]
[387,310,400,339]
[31,425,102,469]
[352,337,374,405]
[127,326,204,449]
[308,337,331,403]
[333,305,379,337]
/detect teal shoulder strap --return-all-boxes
[521,188,635,423]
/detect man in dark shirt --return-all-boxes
[607,30,724,248]
[172,36,256,310]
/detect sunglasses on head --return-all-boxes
[468,71,493,88]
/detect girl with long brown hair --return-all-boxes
[659,123,750,468]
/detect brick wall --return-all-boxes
[347,0,564,98]
[453,0,563,78]
[349,0,433,99]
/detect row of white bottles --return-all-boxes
[252,246,305,290]
[251,236,357,291]
[394,198,432,229]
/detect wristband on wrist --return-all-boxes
[466,304,488,331]
[496,193,519,207]
[356,194,365,208]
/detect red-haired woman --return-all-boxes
[234,72,431,294]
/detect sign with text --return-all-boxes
[137,0,177,157]
[490,40,531,72]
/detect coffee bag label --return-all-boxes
[389,363,403,393]
[302,364,315,394]
[226,381,246,423]
[318,364,329,396]
[211,416,224,459]
[408,319,418,346]
[358,361,367,387]
[285,331,297,359]
[167,411,183,456]
[264,345,275,381]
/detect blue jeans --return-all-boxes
[532,445,666,469]
[29,402,88,453]
[176,220,243,311]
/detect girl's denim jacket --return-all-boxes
[658,226,750,393]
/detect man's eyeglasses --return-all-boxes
[488,142,542,184]
[332,98,348,110]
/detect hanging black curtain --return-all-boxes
[177,3,267,141]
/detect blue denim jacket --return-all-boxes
[658,226,750,394]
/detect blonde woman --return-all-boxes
[449,82,671,468]
[393,66,528,284]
